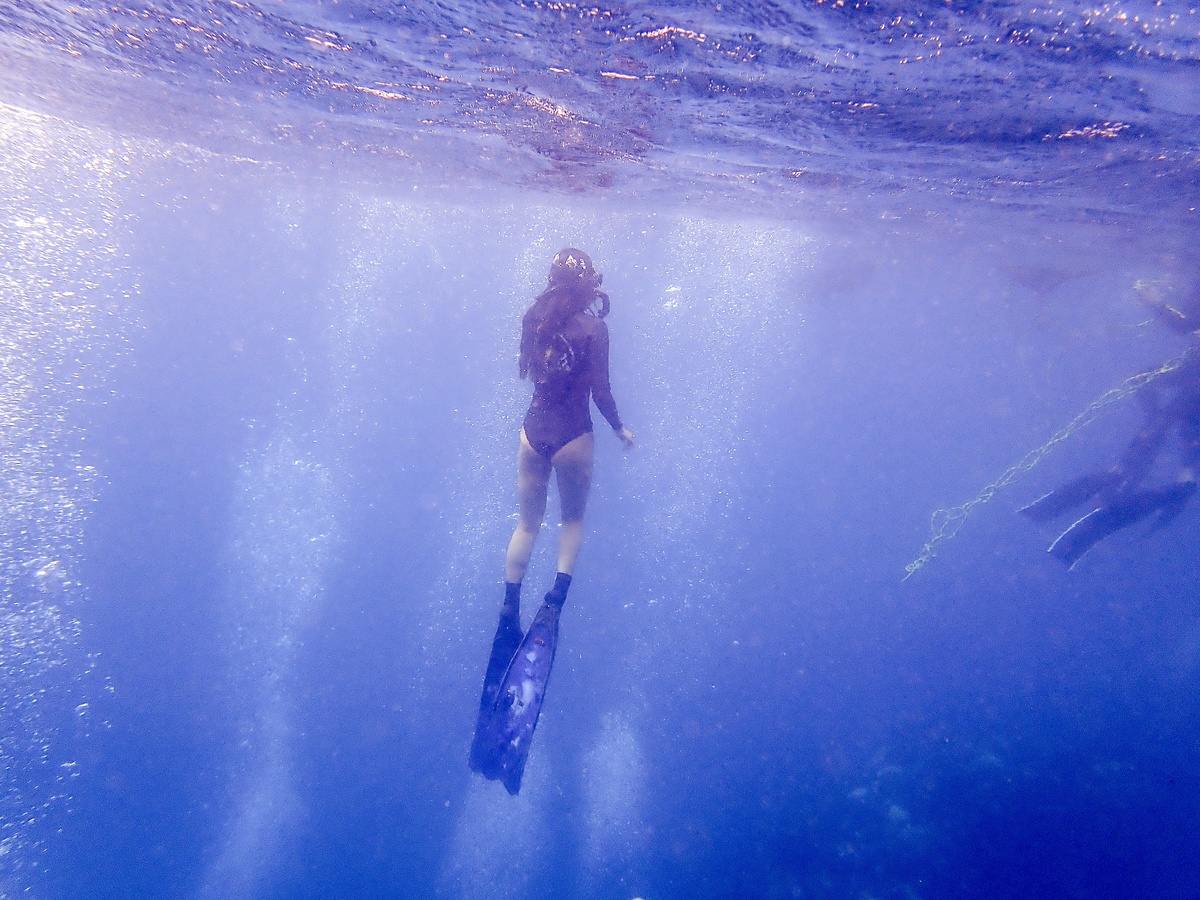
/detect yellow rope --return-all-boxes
[903,349,1193,580]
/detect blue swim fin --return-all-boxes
[1019,470,1121,522]
[488,599,562,795]
[1048,482,1197,569]
[469,607,524,778]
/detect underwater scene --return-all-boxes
[1,2,1199,898]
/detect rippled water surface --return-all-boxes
[2,0,1198,213]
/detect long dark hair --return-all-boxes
[519,249,609,381]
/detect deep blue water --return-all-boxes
[2,2,1200,899]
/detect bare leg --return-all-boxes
[550,432,594,576]
[1116,413,1171,488]
[505,430,552,584]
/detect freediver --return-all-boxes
[1020,275,1200,568]
[469,248,635,794]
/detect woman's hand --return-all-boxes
[615,427,635,451]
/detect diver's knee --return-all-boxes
[558,516,586,534]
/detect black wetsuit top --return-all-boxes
[521,310,623,459]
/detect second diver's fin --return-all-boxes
[1019,470,1122,523]
[488,599,562,795]
[469,607,524,778]
[1048,507,1112,569]
[1048,482,1198,569]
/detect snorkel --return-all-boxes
[592,288,610,319]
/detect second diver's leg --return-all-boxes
[550,431,595,579]
[1115,414,1171,487]
[505,430,552,584]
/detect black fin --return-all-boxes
[487,600,562,795]
[469,607,524,777]
[1020,470,1121,523]
[1048,482,1197,568]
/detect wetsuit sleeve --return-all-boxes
[590,320,624,431]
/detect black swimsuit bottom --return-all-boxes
[524,404,593,460]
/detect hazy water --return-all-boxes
[2,3,1200,899]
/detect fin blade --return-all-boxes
[1020,471,1120,522]
[1048,483,1197,568]
[469,610,524,776]
[487,602,561,795]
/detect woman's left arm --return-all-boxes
[591,321,634,449]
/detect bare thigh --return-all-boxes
[551,431,594,521]
[516,430,553,526]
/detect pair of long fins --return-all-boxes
[1021,473,1196,568]
[468,599,561,795]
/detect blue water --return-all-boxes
[1,2,1199,899]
